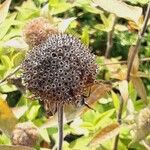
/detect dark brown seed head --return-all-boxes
[22,18,97,114]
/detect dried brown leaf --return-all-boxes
[128,15,144,31]
[128,45,139,75]
[79,81,112,115]
[131,77,147,104]
[89,123,120,146]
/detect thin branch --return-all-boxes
[113,97,123,150]
[0,66,21,85]
[126,3,150,81]
[57,105,64,150]
[105,15,117,58]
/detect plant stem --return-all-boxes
[126,3,150,81]
[105,15,117,58]
[57,105,64,150]
[113,97,123,150]
[0,66,21,85]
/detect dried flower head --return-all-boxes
[132,107,150,142]
[22,17,97,114]
[11,122,39,147]
[23,17,58,48]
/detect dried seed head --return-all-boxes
[22,33,97,114]
[137,107,150,130]
[23,17,58,48]
[132,107,150,142]
[11,122,39,147]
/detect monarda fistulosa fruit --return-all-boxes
[22,17,98,114]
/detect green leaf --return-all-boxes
[12,52,25,67]
[2,29,21,41]
[49,1,73,15]
[100,13,109,26]
[0,55,12,69]
[95,24,107,32]
[81,26,89,46]
[94,109,115,126]
[82,4,102,14]
[0,133,10,144]
[39,128,50,143]
[26,104,40,121]
[0,84,17,93]
[128,81,137,102]
[0,13,17,40]
[95,14,116,32]
[111,91,119,111]
[75,0,102,14]
[16,0,39,21]
[69,136,91,150]
[0,65,6,77]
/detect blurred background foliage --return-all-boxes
[0,0,150,150]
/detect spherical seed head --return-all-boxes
[22,33,97,114]
[11,122,39,147]
[23,17,58,48]
[137,107,150,130]
[133,107,150,141]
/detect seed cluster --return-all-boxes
[11,122,39,147]
[23,17,58,48]
[133,107,150,142]
[22,33,97,114]
[137,107,150,130]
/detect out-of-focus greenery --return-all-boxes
[0,0,150,150]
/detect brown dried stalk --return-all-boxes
[126,3,150,81]
[105,15,117,58]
